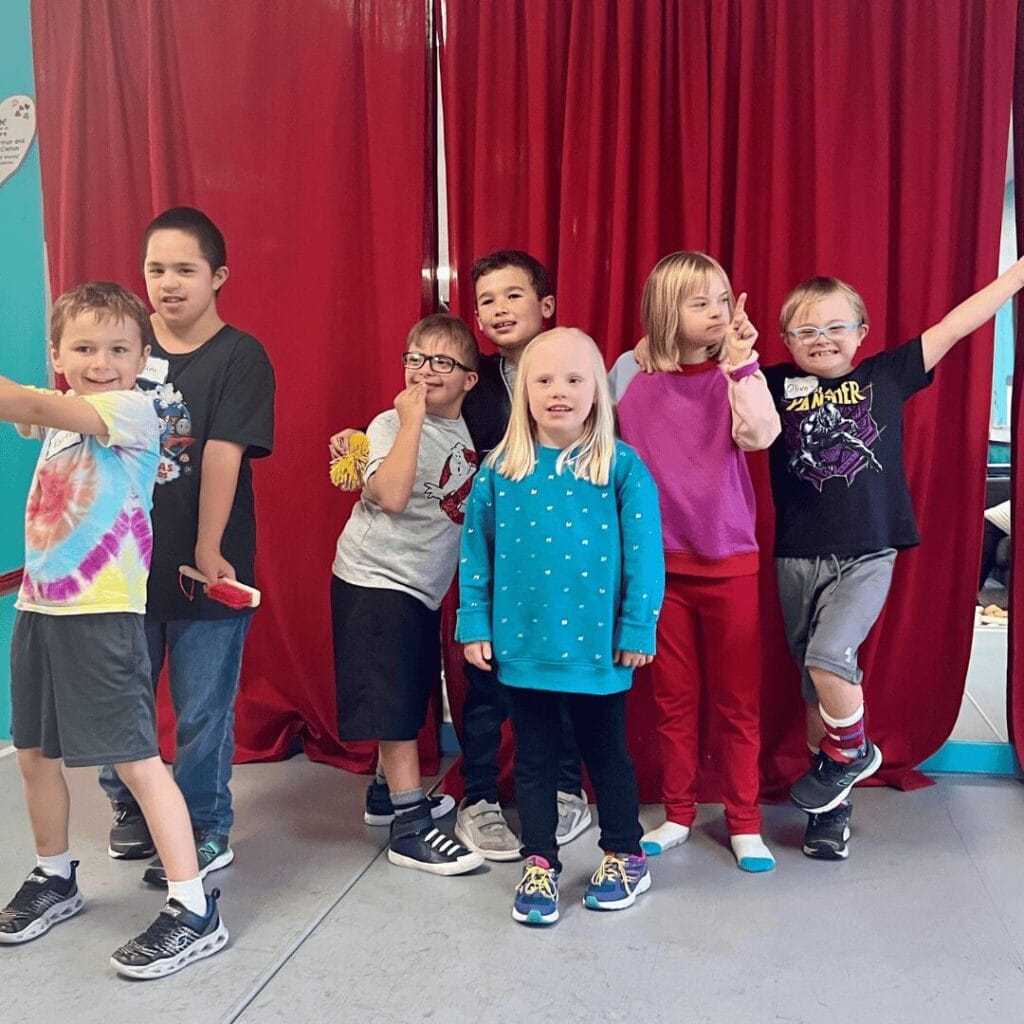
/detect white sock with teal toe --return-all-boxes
[641,820,690,855]
[730,833,775,873]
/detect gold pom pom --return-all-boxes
[329,432,370,490]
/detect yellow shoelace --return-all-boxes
[517,863,557,898]
[590,854,632,891]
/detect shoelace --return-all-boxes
[113,804,139,826]
[517,863,556,898]
[590,854,634,891]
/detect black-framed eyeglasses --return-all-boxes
[401,351,472,374]
[785,321,864,345]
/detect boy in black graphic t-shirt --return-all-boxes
[764,264,1024,860]
[99,208,275,882]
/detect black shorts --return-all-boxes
[331,575,441,741]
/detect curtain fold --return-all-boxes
[31,0,437,775]
[439,0,1016,801]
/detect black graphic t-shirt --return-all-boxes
[461,352,514,456]
[137,325,275,619]
[763,337,933,558]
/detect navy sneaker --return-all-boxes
[0,862,84,944]
[364,781,455,826]
[387,808,483,876]
[110,889,228,979]
[584,852,651,911]
[790,740,882,814]
[512,856,559,925]
[803,802,853,860]
[108,802,156,860]
[143,830,234,888]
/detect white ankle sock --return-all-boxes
[167,877,208,916]
[36,851,72,879]
[640,820,690,854]
[730,833,775,873]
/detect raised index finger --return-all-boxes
[732,292,747,325]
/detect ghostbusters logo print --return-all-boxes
[782,377,883,491]
[150,381,195,484]
[424,444,479,523]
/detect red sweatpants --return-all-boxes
[651,572,763,834]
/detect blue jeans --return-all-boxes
[99,615,251,836]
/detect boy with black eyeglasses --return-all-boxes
[330,313,484,875]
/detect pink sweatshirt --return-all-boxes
[609,353,780,576]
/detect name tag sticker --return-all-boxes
[140,356,169,385]
[783,375,819,400]
[44,430,83,460]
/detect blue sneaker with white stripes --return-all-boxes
[0,862,84,944]
[388,809,483,876]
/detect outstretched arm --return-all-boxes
[0,378,107,437]
[921,255,1024,372]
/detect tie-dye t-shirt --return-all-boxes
[16,389,160,615]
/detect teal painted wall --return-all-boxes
[0,0,47,740]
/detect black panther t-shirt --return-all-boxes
[763,337,933,558]
[136,325,275,619]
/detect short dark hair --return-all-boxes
[141,206,227,272]
[50,281,155,351]
[471,249,553,300]
[406,313,479,371]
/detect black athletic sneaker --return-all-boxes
[387,810,484,876]
[108,801,156,860]
[803,802,852,860]
[0,862,84,944]
[110,889,228,979]
[790,739,882,814]
[142,830,234,888]
[363,781,456,826]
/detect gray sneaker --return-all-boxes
[556,790,592,846]
[454,799,522,861]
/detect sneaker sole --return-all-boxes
[454,822,523,862]
[0,892,84,945]
[791,745,883,814]
[108,844,156,861]
[583,870,651,911]
[110,920,229,979]
[387,848,484,876]
[555,805,593,846]
[364,794,456,827]
[142,848,235,888]
[512,906,559,925]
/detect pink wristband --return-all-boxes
[727,360,760,382]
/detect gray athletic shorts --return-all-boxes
[775,548,897,702]
[10,611,159,767]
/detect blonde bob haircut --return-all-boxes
[641,251,735,371]
[488,327,617,487]
[779,276,869,335]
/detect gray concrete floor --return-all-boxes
[954,622,1009,742]
[1,753,1023,1023]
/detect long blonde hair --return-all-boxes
[489,328,617,487]
[641,251,735,371]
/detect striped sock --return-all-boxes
[819,705,866,762]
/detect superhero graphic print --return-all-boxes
[150,381,196,484]
[781,376,883,491]
[423,444,479,524]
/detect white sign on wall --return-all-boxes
[0,94,36,188]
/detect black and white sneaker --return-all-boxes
[790,740,882,814]
[0,862,84,944]
[143,831,234,888]
[803,802,852,860]
[388,813,484,876]
[110,890,228,980]
[364,781,456,826]
[108,802,155,860]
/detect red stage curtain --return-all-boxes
[1011,0,1024,770]
[31,0,438,774]
[438,0,1016,800]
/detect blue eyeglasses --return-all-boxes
[786,322,864,345]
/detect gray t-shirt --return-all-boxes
[332,410,478,609]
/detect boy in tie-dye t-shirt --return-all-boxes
[0,282,228,981]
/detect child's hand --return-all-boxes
[329,428,357,459]
[195,545,236,586]
[464,641,493,671]
[614,650,652,668]
[633,336,655,373]
[723,292,758,365]
[395,382,428,426]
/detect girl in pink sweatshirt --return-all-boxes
[609,251,780,871]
